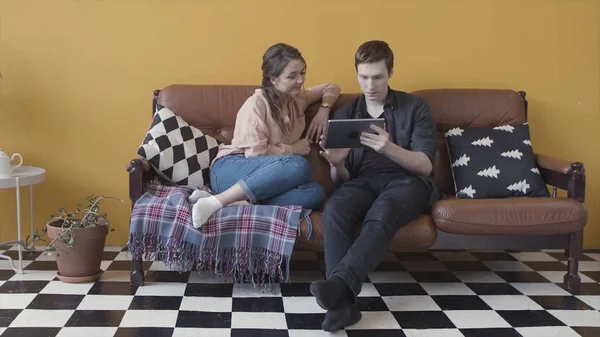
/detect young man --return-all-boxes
[311,40,440,331]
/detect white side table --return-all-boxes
[0,166,45,274]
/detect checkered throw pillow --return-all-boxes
[137,106,222,187]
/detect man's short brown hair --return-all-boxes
[354,40,394,73]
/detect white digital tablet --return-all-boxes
[324,118,386,148]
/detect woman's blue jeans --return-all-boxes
[210,154,326,210]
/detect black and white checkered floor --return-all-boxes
[0,245,599,337]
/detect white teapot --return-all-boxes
[0,149,23,178]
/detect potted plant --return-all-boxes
[29,194,122,283]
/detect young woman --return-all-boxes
[191,43,341,228]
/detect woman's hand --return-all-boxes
[292,138,312,156]
[306,107,329,142]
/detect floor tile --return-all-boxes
[289,330,349,337]
[582,271,600,282]
[578,261,600,271]
[470,252,517,261]
[366,271,415,283]
[107,261,152,271]
[0,281,50,293]
[382,295,441,311]
[9,309,74,327]
[23,261,57,270]
[230,329,290,337]
[0,270,16,281]
[232,297,284,312]
[572,327,600,337]
[402,261,448,272]
[40,281,94,295]
[145,270,191,283]
[56,327,117,337]
[420,283,476,296]
[460,328,521,337]
[76,295,133,310]
[392,311,455,329]
[466,283,523,295]
[547,309,600,327]
[1,250,43,261]
[356,296,389,311]
[453,271,507,283]
[171,328,231,337]
[64,310,125,326]
[175,310,232,328]
[26,294,85,310]
[479,295,544,310]
[184,283,232,297]
[282,296,325,313]
[515,326,582,337]
[432,251,478,262]
[373,283,427,296]
[445,310,511,328]
[113,327,174,337]
[537,271,596,283]
[128,295,182,310]
[0,293,37,309]
[346,311,401,330]
[8,271,57,281]
[431,295,492,310]
[179,296,232,312]
[403,329,464,337]
[409,272,461,283]
[524,261,568,271]
[442,261,491,271]
[483,261,533,272]
[230,312,288,329]
[232,283,281,297]
[0,309,21,327]
[496,310,566,327]
[529,295,596,310]
[509,252,558,262]
[576,295,600,310]
[285,313,325,330]
[118,309,178,327]
[509,283,572,296]
[559,282,600,295]
[0,327,61,337]
[495,271,551,283]
[134,282,186,297]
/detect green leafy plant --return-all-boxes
[27,194,123,255]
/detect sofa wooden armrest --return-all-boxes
[126,157,155,286]
[126,157,155,207]
[535,153,586,202]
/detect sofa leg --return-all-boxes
[564,230,583,293]
[130,255,145,286]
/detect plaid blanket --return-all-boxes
[127,182,311,288]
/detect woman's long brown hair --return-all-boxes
[261,43,305,134]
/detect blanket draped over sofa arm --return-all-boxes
[126,182,310,288]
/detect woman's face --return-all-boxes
[271,59,306,96]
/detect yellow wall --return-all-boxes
[1,0,599,248]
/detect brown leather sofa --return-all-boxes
[127,85,588,292]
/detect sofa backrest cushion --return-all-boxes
[156,84,259,144]
[155,85,527,197]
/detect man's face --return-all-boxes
[356,60,392,103]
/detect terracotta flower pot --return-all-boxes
[46,218,108,283]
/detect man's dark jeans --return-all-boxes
[322,172,430,298]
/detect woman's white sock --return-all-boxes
[192,195,223,228]
[189,190,212,203]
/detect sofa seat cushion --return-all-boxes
[295,212,437,251]
[432,196,587,235]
